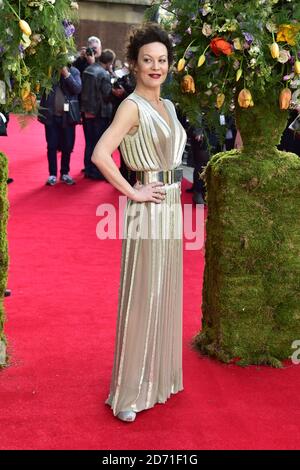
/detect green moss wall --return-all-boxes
[0,152,9,367]
[195,100,300,367]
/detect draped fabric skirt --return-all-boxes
[105,182,184,415]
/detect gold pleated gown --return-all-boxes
[106,92,187,415]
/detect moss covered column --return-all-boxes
[195,95,300,367]
[0,152,9,367]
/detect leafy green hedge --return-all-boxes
[0,152,9,367]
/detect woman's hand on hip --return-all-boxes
[131,181,166,203]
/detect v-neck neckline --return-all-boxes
[133,93,172,131]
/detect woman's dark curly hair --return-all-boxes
[126,23,173,66]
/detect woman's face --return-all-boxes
[134,42,169,89]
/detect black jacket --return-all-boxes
[73,56,89,76]
[38,66,82,126]
[80,63,113,119]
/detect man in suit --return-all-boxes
[80,49,124,180]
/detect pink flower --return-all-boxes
[283,73,294,81]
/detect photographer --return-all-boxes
[80,49,124,180]
[73,36,102,76]
[38,65,82,186]
[110,62,135,119]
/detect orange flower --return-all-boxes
[181,75,195,94]
[238,89,253,109]
[21,82,31,101]
[277,24,300,46]
[22,92,37,112]
[210,37,233,56]
[279,88,291,110]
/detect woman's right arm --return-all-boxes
[91,100,166,203]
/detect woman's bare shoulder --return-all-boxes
[113,98,139,133]
[119,96,139,113]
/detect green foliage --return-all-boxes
[0,0,78,114]
[156,0,300,130]
[0,152,8,367]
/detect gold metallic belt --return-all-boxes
[136,168,183,185]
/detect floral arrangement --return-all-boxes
[149,0,300,129]
[0,0,78,114]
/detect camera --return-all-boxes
[86,47,97,57]
[111,77,122,89]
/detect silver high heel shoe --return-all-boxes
[117,410,137,422]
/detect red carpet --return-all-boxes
[0,115,299,450]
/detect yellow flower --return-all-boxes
[233,38,242,50]
[277,24,300,47]
[216,93,225,109]
[177,58,186,72]
[21,82,31,100]
[197,54,206,67]
[270,42,279,59]
[236,69,243,82]
[22,92,36,112]
[295,61,300,75]
[19,20,31,37]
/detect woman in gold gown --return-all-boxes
[92,23,187,422]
